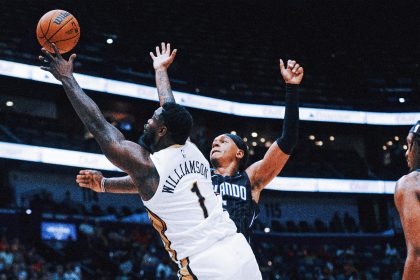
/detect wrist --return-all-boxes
[60,74,75,83]
[155,67,168,72]
[285,84,299,95]
[100,177,107,193]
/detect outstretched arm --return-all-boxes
[76,170,138,194]
[150,42,177,106]
[246,59,303,202]
[39,44,150,176]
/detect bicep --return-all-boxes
[246,142,290,189]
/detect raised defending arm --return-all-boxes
[150,42,177,106]
[246,59,303,202]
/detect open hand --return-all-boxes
[39,43,76,81]
[150,42,177,71]
[280,59,304,85]
[76,170,104,192]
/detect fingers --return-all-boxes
[78,183,91,188]
[149,52,156,60]
[287,60,296,70]
[296,67,304,75]
[41,48,54,60]
[166,43,171,54]
[39,55,49,64]
[79,170,91,175]
[161,42,166,54]
[68,53,77,63]
[170,49,177,60]
[51,43,62,58]
[155,46,161,56]
[279,59,285,72]
[292,63,300,73]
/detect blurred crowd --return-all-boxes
[0,222,405,280]
[0,235,81,280]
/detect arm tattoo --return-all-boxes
[156,69,175,106]
[105,176,138,194]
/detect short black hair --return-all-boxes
[161,103,193,144]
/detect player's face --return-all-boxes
[406,133,414,170]
[141,108,165,146]
[210,135,239,164]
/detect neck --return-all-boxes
[213,161,240,176]
[154,139,178,152]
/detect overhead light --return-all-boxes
[268,261,272,266]
[230,131,236,135]
[265,141,272,148]
[252,141,257,147]
[251,132,258,137]
[243,137,248,142]
[26,209,32,215]
[403,145,408,150]
[387,141,393,146]
[260,137,265,143]
[399,98,405,103]
[394,136,399,141]
[329,136,335,141]
[382,145,387,150]
[106,38,113,44]
[315,140,323,146]
[309,135,315,140]
[264,227,270,233]
[6,101,13,107]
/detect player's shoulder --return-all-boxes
[396,171,420,193]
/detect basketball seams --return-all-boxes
[50,33,80,44]
[46,16,76,42]
[36,10,80,54]
[44,10,59,37]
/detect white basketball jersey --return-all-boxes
[143,140,237,262]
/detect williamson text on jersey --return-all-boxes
[162,160,209,193]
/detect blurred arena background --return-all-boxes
[0,0,420,279]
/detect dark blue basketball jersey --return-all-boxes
[211,170,259,242]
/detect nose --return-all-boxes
[212,141,220,148]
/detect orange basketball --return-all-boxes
[36,10,80,54]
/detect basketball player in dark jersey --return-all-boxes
[76,43,303,242]
[394,121,420,279]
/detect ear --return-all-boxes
[158,125,167,137]
[235,149,245,160]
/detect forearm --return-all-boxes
[61,76,109,134]
[403,255,420,280]
[103,176,138,194]
[155,68,175,106]
[276,84,299,154]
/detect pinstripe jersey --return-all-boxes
[211,170,260,242]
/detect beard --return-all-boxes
[139,128,156,151]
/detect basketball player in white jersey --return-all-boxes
[39,43,262,279]
[77,43,302,245]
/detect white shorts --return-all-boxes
[178,233,262,280]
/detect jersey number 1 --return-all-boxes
[191,182,209,218]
